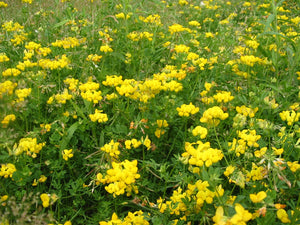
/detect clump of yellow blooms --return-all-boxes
[0,80,18,97]
[89,109,108,123]
[15,88,31,102]
[124,139,142,149]
[155,119,168,138]
[236,105,258,118]
[237,129,261,147]
[182,141,223,167]
[2,68,21,77]
[2,21,24,32]
[213,91,234,103]
[102,75,123,87]
[99,211,149,225]
[287,161,300,172]
[47,89,73,104]
[0,1,8,7]
[14,137,46,158]
[1,114,16,128]
[100,45,113,53]
[200,106,229,126]
[115,12,131,20]
[168,23,190,35]
[64,78,79,92]
[246,163,265,181]
[96,160,140,197]
[279,110,300,126]
[0,53,9,62]
[38,54,70,70]
[79,78,102,103]
[139,14,161,26]
[176,102,199,117]
[173,44,190,53]
[51,37,86,49]
[0,163,16,178]
[191,126,208,139]
[40,193,50,208]
[157,180,224,215]
[62,149,74,161]
[100,140,120,159]
[86,54,102,62]
[127,31,153,41]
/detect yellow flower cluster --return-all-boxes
[182,141,223,167]
[139,14,161,26]
[155,119,168,138]
[2,21,24,32]
[0,1,8,7]
[0,53,9,62]
[51,37,86,49]
[237,129,261,147]
[279,110,300,126]
[246,163,265,181]
[47,89,73,104]
[86,54,102,62]
[99,211,149,225]
[0,163,16,178]
[287,161,300,172]
[174,44,190,53]
[89,109,108,123]
[62,149,74,161]
[102,75,123,87]
[16,60,37,71]
[0,80,17,97]
[64,78,79,91]
[168,23,190,35]
[115,12,131,20]
[236,105,258,118]
[213,91,234,103]
[96,160,140,197]
[1,114,16,128]
[40,193,50,207]
[124,139,142,149]
[127,31,153,41]
[200,106,229,126]
[158,180,223,215]
[100,45,113,53]
[38,54,70,70]
[15,88,31,102]
[2,68,21,77]
[176,102,199,117]
[192,126,208,139]
[79,78,102,103]
[239,55,268,67]
[100,140,120,159]
[14,137,46,158]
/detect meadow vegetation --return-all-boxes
[0,0,300,224]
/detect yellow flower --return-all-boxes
[100,45,113,53]
[40,193,50,208]
[277,209,291,223]
[62,149,74,161]
[250,191,267,203]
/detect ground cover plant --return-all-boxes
[0,0,299,224]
